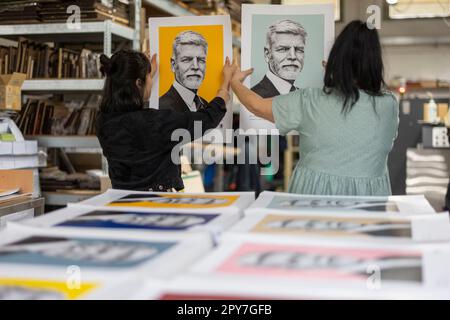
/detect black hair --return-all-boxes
[99,49,151,113]
[323,20,386,113]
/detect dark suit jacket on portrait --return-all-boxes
[159,85,208,113]
[251,75,281,99]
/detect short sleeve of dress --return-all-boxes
[272,88,310,135]
[389,92,400,140]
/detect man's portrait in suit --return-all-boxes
[251,19,307,98]
[159,31,209,112]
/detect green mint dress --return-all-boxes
[272,88,399,196]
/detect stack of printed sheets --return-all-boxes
[0,190,254,299]
[1,190,450,299]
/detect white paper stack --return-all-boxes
[184,234,450,299]
[3,189,450,300]
[0,268,157,300]
[0,224,212,299]
[148,273,450,300]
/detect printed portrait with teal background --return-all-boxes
[250,14,325,89]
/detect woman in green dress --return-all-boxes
[231,20,399,196]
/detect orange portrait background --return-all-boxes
[158,25,224,101]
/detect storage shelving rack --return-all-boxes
[0,16,139,205]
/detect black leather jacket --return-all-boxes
[96,97,226,191]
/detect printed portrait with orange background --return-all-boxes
[158,25,224,101]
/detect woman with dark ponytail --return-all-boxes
[97,49,234,191]
[230,20,399,196]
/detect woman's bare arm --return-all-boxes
[230,66,274,122]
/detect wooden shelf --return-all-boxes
[22,79,104,92]
[0,21,134,42]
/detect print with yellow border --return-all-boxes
[0,278,98,300]
[158,25,224,102]
[108,194,238,209]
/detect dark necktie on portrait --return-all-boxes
[194,95,204,110]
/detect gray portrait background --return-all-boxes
[250,14,325,89]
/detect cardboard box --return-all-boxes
[0,73,27,111]
[438,103,449,122]
[12,142,27,155]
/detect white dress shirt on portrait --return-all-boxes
[173,80,199,112]
[266,69,296,95]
